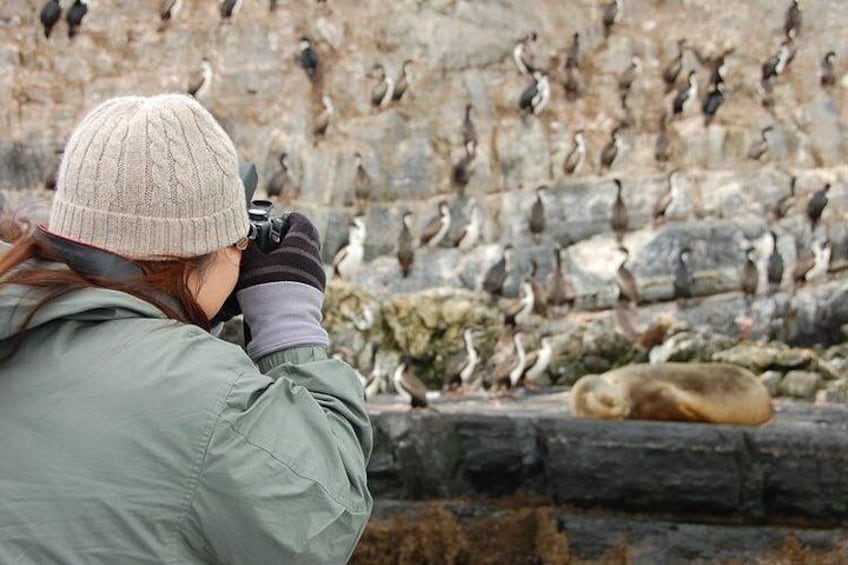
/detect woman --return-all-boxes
[0,94,372,563]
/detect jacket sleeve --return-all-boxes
[186,346,373,564]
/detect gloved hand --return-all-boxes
[235,212,329,360]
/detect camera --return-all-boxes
[239,162,289,253]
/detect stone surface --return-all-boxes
[367,395,848,522]
[779,370,824,400]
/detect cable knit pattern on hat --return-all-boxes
[49,94,251,259]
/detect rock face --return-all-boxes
[367,396,848,523]
[3,0,848,355]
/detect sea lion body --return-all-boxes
[571,363,773,425]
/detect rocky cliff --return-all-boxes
[2,0,848,385]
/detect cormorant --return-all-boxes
[298,37,319,79]
[563,129,586,175]
[820,51,837,88]
[767,231,784,289]
[616,246,639,304]
[663,39,686,93]
[610,179,628,243]
[397,211,415,277]
[483,244,514,297]
[392,59,412,101]
[747,126,774,161]
[40,0,62,38]
[673,247,694,300]
[419,200,451,248]
[462,103,477,147]
[806,183,830,232]
[672,70,697,117]
[528,185,547,242]
[602,0,622,39]
[66,0,88,39]
[600,126,623,171]
[519,71,550,115]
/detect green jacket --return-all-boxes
[0,283,372,564]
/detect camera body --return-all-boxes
[239,162,289,253]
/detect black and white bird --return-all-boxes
[493,332,527,390]
[771,175,797,222]
[740,247,759,304]
[807,183,830,233]
[600,126,623,172]
[523,335,553,385]
[369,64,394,109]
[610,179,628,243]
[784,0,802,38]
[663,39,687,93]
[655,112,671,164]
[673,247,694,301]
[602,0,622,39]
[747,126,774,161]
[528,259,548,315]
[653,170,680,227]
[40,0,63,39]
[762,40,793,82]
[504,280,535,327]
[617,56,641,95]
[397,211,415,277]
[563,66,583,101]
[519,71,550,116]
[159,0,182,28]
[513,32,538,75]
[66,0,87,39]
[219,0,242,19]
[332,215,366,280]
[563,129,586,175]
[820,51,837,88]
[353,152,371,207]
[483,244,514,297]
[793,239,831,285]
[452,139,476,191]
[565,32,581,69]
[298,37,319,79]
[547,245,574,307]
[445,328,480,391]
[266,152,290,203]
[767,231,784,289]
[392,59,412,102]
[419,200,451,248]
[616,246,639,304]
[702,81,725,127]
[313,95,334,137]
[462,103,477,147]
[454,201,481,251]
[392,357,429,409]
[672,70,698,117]
[528,185,547,242]
[187,58,213,99]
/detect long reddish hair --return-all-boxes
[0,216,213,363]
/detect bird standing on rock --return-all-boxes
[653,170,679,226]
[397,211,415,278]
[563,130,586,175]
[672,70,698,117]
[313,95,334,138]
[159,0,182,28]
[762,40,793,82]
[445,328,480,392]
[266,152,290,203]
[602,0,622,39]
[40,0,63,39]
[806,183,830,233]
[767,231,784,290]
[462,103,477,147]
[673,248,694,301]
[820,51,837,88]
[702,82,725,127]
[419,200,451,248]
[353,152,371,208]
[513,32,538,75]
[616,246,639,305]
[747,126,774,161]
[66,0,88,39]
[392,357,429,409]
[332,215,366,280]
[187,58,213,99]
[617,57,641,95]
[610,179,628,243]
[528,185,547,243]
[523,336,553,386]
[565,32,581,69]
[784,0,802,38]
[504,280,535,327]
[600,126,623,172]
[219,0,242,20]
[370,64,394,109]
[493,332,527,391]
[298,37,319,80]
[519,71,550,116]
[547,245,574,308]
[740,247,759,306]
[655,112,672,164]
[483,244,514,297]
[663,39,686,92]
[454,202,481,251]
[392,59,413,102]
[452,139,476,192]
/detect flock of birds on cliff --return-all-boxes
[33,0,847,407]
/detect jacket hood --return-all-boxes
[0,283,167,342]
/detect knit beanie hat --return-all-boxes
[49,94,251,259]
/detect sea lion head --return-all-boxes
[571,375,630,420]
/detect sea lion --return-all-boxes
[570,362,773,425]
